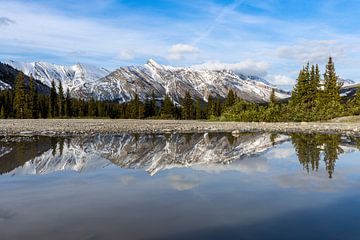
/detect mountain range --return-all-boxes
[2,59,290,103]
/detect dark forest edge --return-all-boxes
[0,57,359,121]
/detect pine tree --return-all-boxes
[28,75,39,118]
[150,92,157,117]
[13,72,27,119]
[161,95,174,119]
[181,91,194,119]
[88,99,97,117]
[195,98,202,119]
[58,81,65,117]
[320,57,343,120]
[351,88,360,115]
[207,95,215,118]
[65,89,72,117]
[269,89,277,106]
[225,89,236,108]
[50,80,58,117]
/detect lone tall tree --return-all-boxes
[13,72,27,119]
[49,80,58,117]
[320,57,343,119]
[58,81,65,117]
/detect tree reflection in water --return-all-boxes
[291,134,345,178]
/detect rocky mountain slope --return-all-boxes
[4,59,290,103]
[3,60,111,99]
[0,63,50,94]
[93,59,290,103]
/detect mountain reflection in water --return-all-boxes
[0,132,359,178]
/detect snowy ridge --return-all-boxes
[4,59,290,103]
[94,59,290,103]
[3,60,111,98]
[5,133,290,176]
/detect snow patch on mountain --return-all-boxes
[0,80,11,90]
[94,59,290,103]
[3,60,111,98]
[3,59,290,103]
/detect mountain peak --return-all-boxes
[147,59,163,69]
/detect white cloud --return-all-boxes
[276,40,348,64]
[167,43,199,61]
[118,50,135,60]
[192,60,269,77]
[267,75,295,85]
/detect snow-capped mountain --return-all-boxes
[3,59,290,103]
[338,78,356,87]
[93,59,290,103]
[3,60,111,98]
[0,62,50,93]
[2,133,290,176]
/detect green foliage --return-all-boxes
[13,72,26,118]
[161,95,175,119]
[181,91,194,120]
[221,57,345,122]
[58,81,65,117]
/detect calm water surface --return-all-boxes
[0,132,360,240]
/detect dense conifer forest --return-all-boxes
[0,57,359,121]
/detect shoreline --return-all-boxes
[0,119,359,136]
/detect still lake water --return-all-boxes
[0,132,360,240]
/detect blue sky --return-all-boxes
[1,0,360,87]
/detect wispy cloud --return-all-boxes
[192,60,269,77]
[0,17,15,26]
[167,44,199,61]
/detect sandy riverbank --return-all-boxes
[0,119,359,136]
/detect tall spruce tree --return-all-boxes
[13,72,27,119]
[225,89,236,108]
[58,81,65,117]
[28,75,39,118]
[161,95,174,119]
[65,89,72,117]
[195,98,202,119]
[320,57,343,119]
[182,91,194,119]
[49,80,58,117]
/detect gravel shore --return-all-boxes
[0,119,359,136]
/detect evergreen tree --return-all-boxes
[58,81,65,117]
[50,80,58,117]
[161,95,174,119]
[13,72,27,119]
[351,88,360,115]
[319,57,343,119]
[181,91,194,119]
[195,98,202,119]
[150,92,157,117]
[225,89,236,108]
[88,99,97,117]
[65,89,72,117]
[269,89,277,106]
[28,75,39,118]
